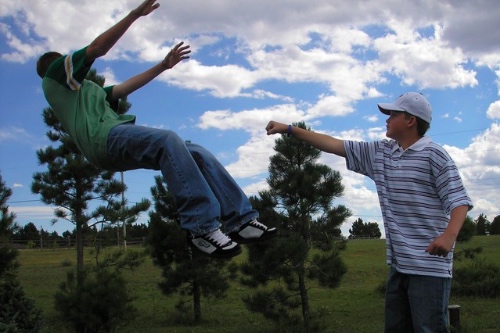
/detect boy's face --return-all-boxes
[385,111,412,140]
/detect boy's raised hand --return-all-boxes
[132,0,160,17]
[163,42,191,69]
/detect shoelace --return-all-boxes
[206,229,231,246]
[249,219,267,230]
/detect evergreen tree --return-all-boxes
[32,69,149,332]
[0,172,43,332]
[12,222,39,242]
[456,215,476,242]
[490,215,500,235]
[32,69,148,275]
[148,175,237,323]
[54,265,138,333]
[0,173,18,241]
[475,213,489,236]
[241,122,349,332]
[349,218,382,239]
[0,172,19,277]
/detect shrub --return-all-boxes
[452,260,500,298]
[54,268,137,333]
[0,279,44,332]
[60,259,72,267]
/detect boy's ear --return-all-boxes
[406,115,417,128]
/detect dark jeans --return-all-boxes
[385,267,451,333]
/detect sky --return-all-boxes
[1,0,500,238]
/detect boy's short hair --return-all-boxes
[36,52,62,78]
[403,112,431,137]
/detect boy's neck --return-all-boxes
[397,134,422,150]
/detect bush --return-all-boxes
[452,260,500,298]
[60,259,72,267]
[0,279,44,332]
[54,268,137,333]
[0,246,43,332]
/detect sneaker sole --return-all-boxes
[189,243,242,259]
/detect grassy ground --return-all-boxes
[15,235,500,332]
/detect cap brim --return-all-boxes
[377,102,405,115]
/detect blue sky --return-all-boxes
[1,0,499,237]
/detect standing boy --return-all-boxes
[37,0,276,259]
[266,92,472,332]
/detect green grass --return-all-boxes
[15,236,500,332]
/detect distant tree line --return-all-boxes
[457,213,500,240]
[474,213,500,235]
[9,221,149,248]
[8,210,500,248]
[347,213,500,241]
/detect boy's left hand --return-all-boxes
[425,232,456,257]
[163,42,191,69]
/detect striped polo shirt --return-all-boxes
[344,137,473,278]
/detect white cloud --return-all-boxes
[160,60,259,98]
[10,205,56,221]
[486,100,500,119]
[0,126,41,148]
[307,94,355,118]
[245,89,294,102]
[225,135,276,178]
[197,104,305,133]
[445,123,500,220]
[363,115,379,123]
[373,24,478,89]
[101,67,120,86]
[241,179,268,197]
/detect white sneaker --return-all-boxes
[228,219,278,244]
[188,229,241,259]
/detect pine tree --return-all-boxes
[0,173,17,241]
[457,215,476,242]
[241,122,349,332]
[475,213,489,236]
[0,172,43,332]
[490,215,500,235]
[148,175,237,323]
[32,69,149,332]
[32,69,148,277]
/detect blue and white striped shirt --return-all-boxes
[344,137,473,278]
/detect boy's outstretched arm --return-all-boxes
[266,121,347,157]
[85,0,160,64]
[111,41,191,99]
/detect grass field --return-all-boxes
[15,235,500,333]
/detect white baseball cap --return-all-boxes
[378,92,432,123]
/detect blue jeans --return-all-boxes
[385,267,451,333]
[106,124,258,235]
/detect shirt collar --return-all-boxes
[409,136,432,151]
[391,136,432,153]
